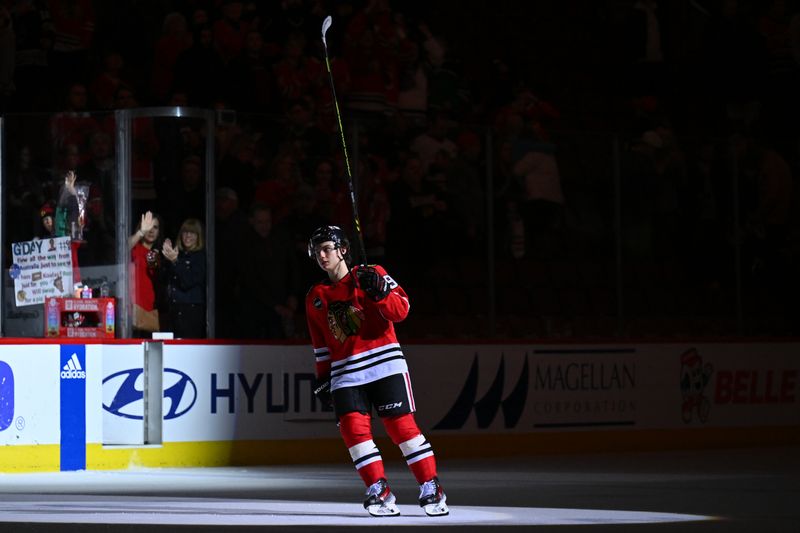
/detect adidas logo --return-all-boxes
[60,353,86,380]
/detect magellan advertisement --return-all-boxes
[406,344,799,433]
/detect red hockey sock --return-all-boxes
[339,412,385,486]
[384,414,438,483]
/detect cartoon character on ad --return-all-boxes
[680,348,713,423]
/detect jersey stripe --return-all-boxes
[333,354,406,377]
[331,344,403,373]
[314,347,330,363]
[330,343,409,390]
[403,372,416,411]
[331,344,406,379]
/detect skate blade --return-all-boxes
[366,502,400,517]
[423,495,449,517]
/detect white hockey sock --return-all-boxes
[398,434,434,466]
[349,439,383,470]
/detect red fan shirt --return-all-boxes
[130,243,158,311]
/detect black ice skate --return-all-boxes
[363,478,400,517]
[419,476,449,516]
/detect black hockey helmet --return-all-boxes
[308,225,350,259]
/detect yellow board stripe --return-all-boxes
[2,426,798,472]
[86,439,344,470]
[0,444,60,472]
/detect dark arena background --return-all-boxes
[0,1,797,531]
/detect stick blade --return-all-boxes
[321,16,333,46]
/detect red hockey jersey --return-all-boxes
[305,264,410,391]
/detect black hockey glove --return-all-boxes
[314,375,332,408]
[356,266,391,301]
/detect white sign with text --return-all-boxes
[10,237,73,306]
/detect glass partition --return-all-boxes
[1,108,215,339]
[2,110,797,339]
[114,108,216,338]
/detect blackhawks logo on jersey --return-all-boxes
[327,300,365,342]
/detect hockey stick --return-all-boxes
[321,15,368,265]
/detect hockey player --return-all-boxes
[305,225,448,517]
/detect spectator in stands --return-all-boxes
[512,126,565,257]
[353,131,394,260]
[343,25,394,118]
[51,170,84,283]
[8,145,46,244]
[152,95,201,201]
[189,6,210,32]
[386,155,447,270]
[226,29,276,112]
[494,87,561,143]
[426,52,470,116]
[173,24,224,107]
[446,130,485,252]
[684,139,727,291]
[160,154,204,235]
[212,0,251,65]
[214,187,248,338]
[280,185,331,324]
[128,210,164,337]
[734,131,794,280]
[0,5,15,104]
[397,20,445,129]
[54,168,81,239]
[52,132,114,266]
[757,0,800,137]
[235,203,300,338]
[161,217,207,338]
[273,30,325,102]
[269,0,314,46]
[344,0,402,114]
[49,82,98,165]
[9,1,54,111]
[282,97,331,165]
[309,25,351,135]
[649,122,687,259]
[615,0,669,105]
[77,131,115,262]
[311,157,351,224]
[150,12,192,104]
[254,151,303,223]
[491,137,526,259]
[409,111,458,174]
[37,200,57,239]
[621,127,660,257]
[700,0,765,133]
[111,85,160,213]
[217,131,258,210]
[504,198,526,259]
[89,51,128,110]
[47,0,95,88]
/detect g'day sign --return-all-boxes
[10,237,73,306]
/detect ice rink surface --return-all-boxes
[0,445,796,532]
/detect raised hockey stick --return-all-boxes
[321,15,368,265]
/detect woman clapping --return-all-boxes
[162,218,207,338]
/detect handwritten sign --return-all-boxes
[10,237,73,306]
